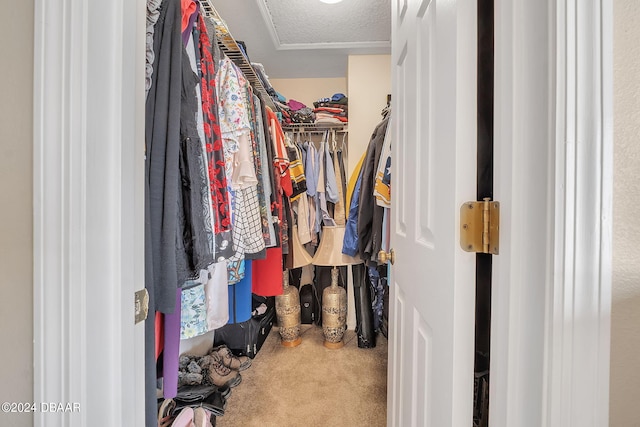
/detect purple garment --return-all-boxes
[182,2,199,47]
[287,99,306,111]
[163,288,182,398]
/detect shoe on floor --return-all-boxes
[171,407,195,427]
[212,345,252,371]
[193,407,214,427]
[207,353,242,389]
[158,398,176,427]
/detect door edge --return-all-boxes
[33,0,146,425]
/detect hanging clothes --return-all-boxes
[228,260,253,324]
[145,0,162,98]
[346,151,366,211]
[236,186,267,259]
[343,156,365,257]
[204,261,229,330]
[163,287,182,399]
[266,106,293,245]
[285,135,307,201]
[315,140,334,227]
[250,107,294,297]
[257,93,281,247]
[331,138,347,225]
[374,118,392,208]
[252,246,285,296]
[145,0,182,315]
[217,56,266,267]
[217,56,253,182]
[249,94,275,248]
[357,117,390,266]
[293,187,312,245]
[181,0,198,45]
[180,281,209,340]
[322,136,339,205]
[304,140,320,240]
[175,41,215,282]
[144,0,183,423]
[196,13,233,260]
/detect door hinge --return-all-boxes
[460,198,500,255]
[135,288,149,324]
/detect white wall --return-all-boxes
[0,2,34,427]
[611,1,640,425]
[347,55,391,175]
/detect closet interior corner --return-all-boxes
[146,1,392,425]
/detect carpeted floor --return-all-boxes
[216,325,388,427]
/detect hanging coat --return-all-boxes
[357,117,389,265]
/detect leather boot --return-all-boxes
[212,345,251,371]
[207,353,242,388]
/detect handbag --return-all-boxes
[299,283,319,324]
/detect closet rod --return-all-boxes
[199,0,277,111]
[281,124,348,132]
[283,129,348,134]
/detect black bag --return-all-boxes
[213,295,275,359]
[299,283,319,325]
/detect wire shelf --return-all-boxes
[199,0,277,111]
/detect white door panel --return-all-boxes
[388,1,477,426]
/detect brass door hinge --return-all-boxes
[135,289,149,324]
[460,198,500,255]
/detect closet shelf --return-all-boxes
[281,123,348,133]
[199,0,277,111]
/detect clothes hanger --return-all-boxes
[331,130,337,152]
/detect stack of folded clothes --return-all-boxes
[274,97,316,125]
[313,93,348,125]
[287,99,315,123]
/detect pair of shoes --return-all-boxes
[170,407,194,427]
[211,345,252,372]
[174,384,228,417]
[207,351,242,389]
[171,407,214,427]
[158,398,176,427]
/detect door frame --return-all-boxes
[492,0,612,426]
[33,0,146,425]
[33,0,612,426]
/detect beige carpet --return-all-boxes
[216,325,388,427]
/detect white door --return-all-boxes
[387,1,478,426]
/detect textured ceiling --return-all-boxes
[264,0,390,45]
[211,0,391,78]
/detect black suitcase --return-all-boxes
[213,295,275,359]
[299,283,319,325]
